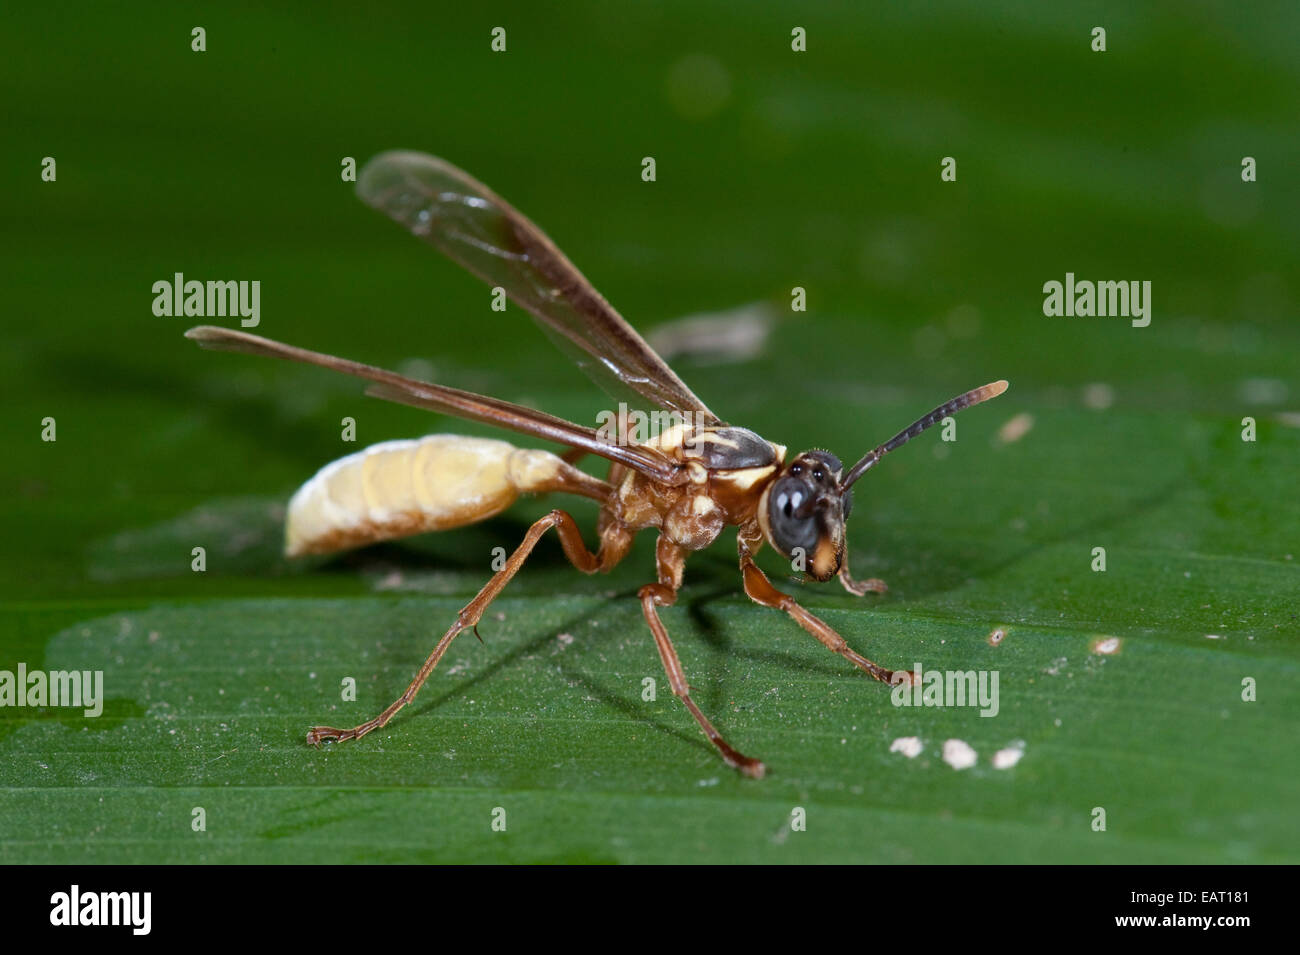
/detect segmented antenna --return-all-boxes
[841,380,1008,489]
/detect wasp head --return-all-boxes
[758,450,851,581]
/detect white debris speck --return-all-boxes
[1205,633,1224,640]
[1082,383,1115,410]
[1044,656,1068,676]
[996,412,1035,444]
[646,302,775,364]
[890,736,923,759]
[374,570,404,590]
[942,739,977,770]
[1238,378,1288,405]
[988,627,1006,646]
[1091,636,1121,655]
[556,632,575,647]
[992,741,1026,770]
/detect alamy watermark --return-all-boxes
[1042,272,1150,327]
[595,403,708,449]
[0,663,103,717]
[152,272,260,327]
[891,662,999,717]
[50,885,150,935]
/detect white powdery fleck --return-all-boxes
[1083,382,1115,410]
[889,736,923,759]
[1238,377,1287,405]
[996,412,1035,444]
[373,570,404,591]
[645,301,775,364]
[556,632,575,647]
[1091,636,1121,655]
[942,739,977,770]
[992,741,1026,770]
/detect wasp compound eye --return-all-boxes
[769,476,820,556]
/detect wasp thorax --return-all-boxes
[762,449,852,581]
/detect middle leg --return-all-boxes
[639,582,767,779]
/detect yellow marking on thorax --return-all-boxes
[692,494,719,516]
[643,422,694,456]
[714,464,777,492]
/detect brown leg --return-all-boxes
[741,552,913,687]
[639,582,766,779]
[308,509,607,745]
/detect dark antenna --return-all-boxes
[841,380,1009,489]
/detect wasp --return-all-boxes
[187,151,1007,778]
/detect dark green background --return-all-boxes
[2,1,1296,863]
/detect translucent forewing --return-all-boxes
[184,325,685,485]
[357,151,721,423]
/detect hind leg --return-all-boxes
[307,509,626,744]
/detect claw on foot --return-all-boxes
[306,726,351,746]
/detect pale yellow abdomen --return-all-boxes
[285,435,598,557]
